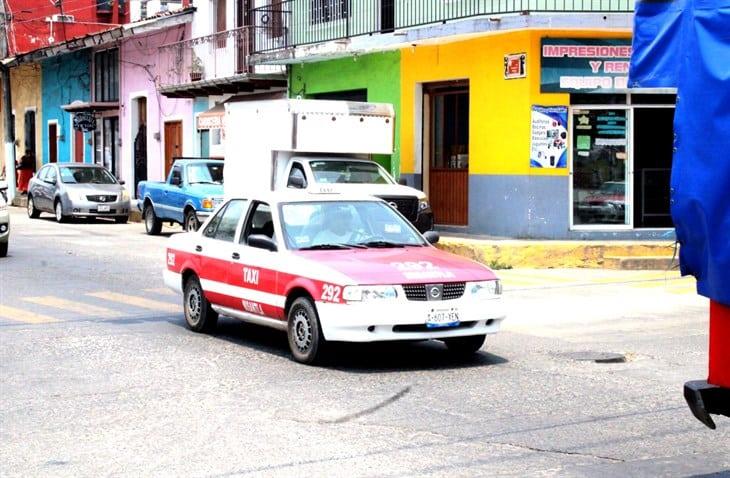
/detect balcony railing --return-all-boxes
[158,26,286,89]
[251,0,634,53]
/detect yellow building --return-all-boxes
[0,63,43,176]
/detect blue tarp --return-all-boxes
[629,0,730,306]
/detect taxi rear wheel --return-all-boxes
[443,335,486,355]
[184,275,218,333]
[287,297,325,364]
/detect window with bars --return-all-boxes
[310,0,349,24]
[94,48,119,102]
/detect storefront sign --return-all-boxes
[530,105,568,168]
[504,53,526,79]
[73,112,96,132]
[541,38,632,93]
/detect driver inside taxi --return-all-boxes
[311,207,355,245]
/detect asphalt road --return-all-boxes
[0,207,728,477]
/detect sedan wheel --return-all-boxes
[287,297,326,364]
[27,196,40,219]
[54,201,68,223]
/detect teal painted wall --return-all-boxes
[289,51,401,175]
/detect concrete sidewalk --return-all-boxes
[436,236,679,270]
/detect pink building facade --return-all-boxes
[120,24,194,195]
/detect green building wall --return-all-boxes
[288,51,401,175]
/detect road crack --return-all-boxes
[321,386,412,424]
[491,441,624,462]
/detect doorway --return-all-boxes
[74,129,84,162]
[164,121,183,176]
[633,107,674,228]
[423,81,469,226]
[24,110,36,156]
[380,0,394,33]
[48,122,58,163]
[102,117,120,177]
[133,97,148,194]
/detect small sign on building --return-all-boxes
[504,53,527,79]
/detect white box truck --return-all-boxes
[223,99,434,232]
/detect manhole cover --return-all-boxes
[564,351,627,363]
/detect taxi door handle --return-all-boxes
[195,245,202,252]
[231,252,240,260]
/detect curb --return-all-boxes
[435,238,678,270]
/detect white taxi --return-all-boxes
[164,192,505,364]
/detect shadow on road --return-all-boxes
[182,317,509,373]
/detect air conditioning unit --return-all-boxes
[51,14,76,22]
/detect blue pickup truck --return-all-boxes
[136,159,224,235]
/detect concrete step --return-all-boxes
[603,255,678,270]
[11,195,28,208]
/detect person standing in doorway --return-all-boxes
[16,150,36,194]
[134,124,147,195]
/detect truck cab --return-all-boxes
[279,157,433,232]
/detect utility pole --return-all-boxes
[0,0,16,203]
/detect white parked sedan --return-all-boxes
[164,192,505,364]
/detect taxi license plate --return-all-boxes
[98,205,110,212]
[426,308,460,328]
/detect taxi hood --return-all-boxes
[292,246,497,285]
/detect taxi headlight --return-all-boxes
[201,197,214,209]
[468,280,502,298]
[343,285,397,302]
[418,198,430,211]
[121,190,130,201]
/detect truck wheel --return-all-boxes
[54,200,68,223]
[27,195,40,218]
[183,274,218,333]
[443,335,486,355]
[287,297,326,365]
[144,204,162,235]
[184,209,200,232]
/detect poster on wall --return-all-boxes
[540,38,632,93]
[504,53,527,79]
[530,105,568,168]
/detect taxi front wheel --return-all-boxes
[184,275,218,333]
[443,335,486,355]
[287,297,326,365]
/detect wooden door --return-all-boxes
[48,123,58,163]
[74,129,84,162]
[425,82,469,226]
[164,121,183,176]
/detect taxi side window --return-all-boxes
[287,163,307,189]
[241,202,275,244]
[203,200,249,242]
[46,167,58,184]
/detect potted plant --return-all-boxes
[190,54,204,82]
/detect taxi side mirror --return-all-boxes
[248,234,278,252]
[423,230,439,245]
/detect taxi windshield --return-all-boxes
[309,161,393,185]
[280,201,426,250]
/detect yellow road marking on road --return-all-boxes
[22,296,124,318]
[86,291,179,314]
[0,304,59,324]
[143,287,176,296]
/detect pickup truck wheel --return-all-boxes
[184,209,200,232]
[27,196,40,218]
[144,204,162,235]
[287,297,326,364]
[443,335,486,355]
[183,275,218,333]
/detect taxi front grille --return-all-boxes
[87,195,117,203]
[402,282,466,301]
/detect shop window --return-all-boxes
[310,0,349,24]
[572,109,629,227]
[94,48,119,102]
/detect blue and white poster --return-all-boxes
[530,105,568,168]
